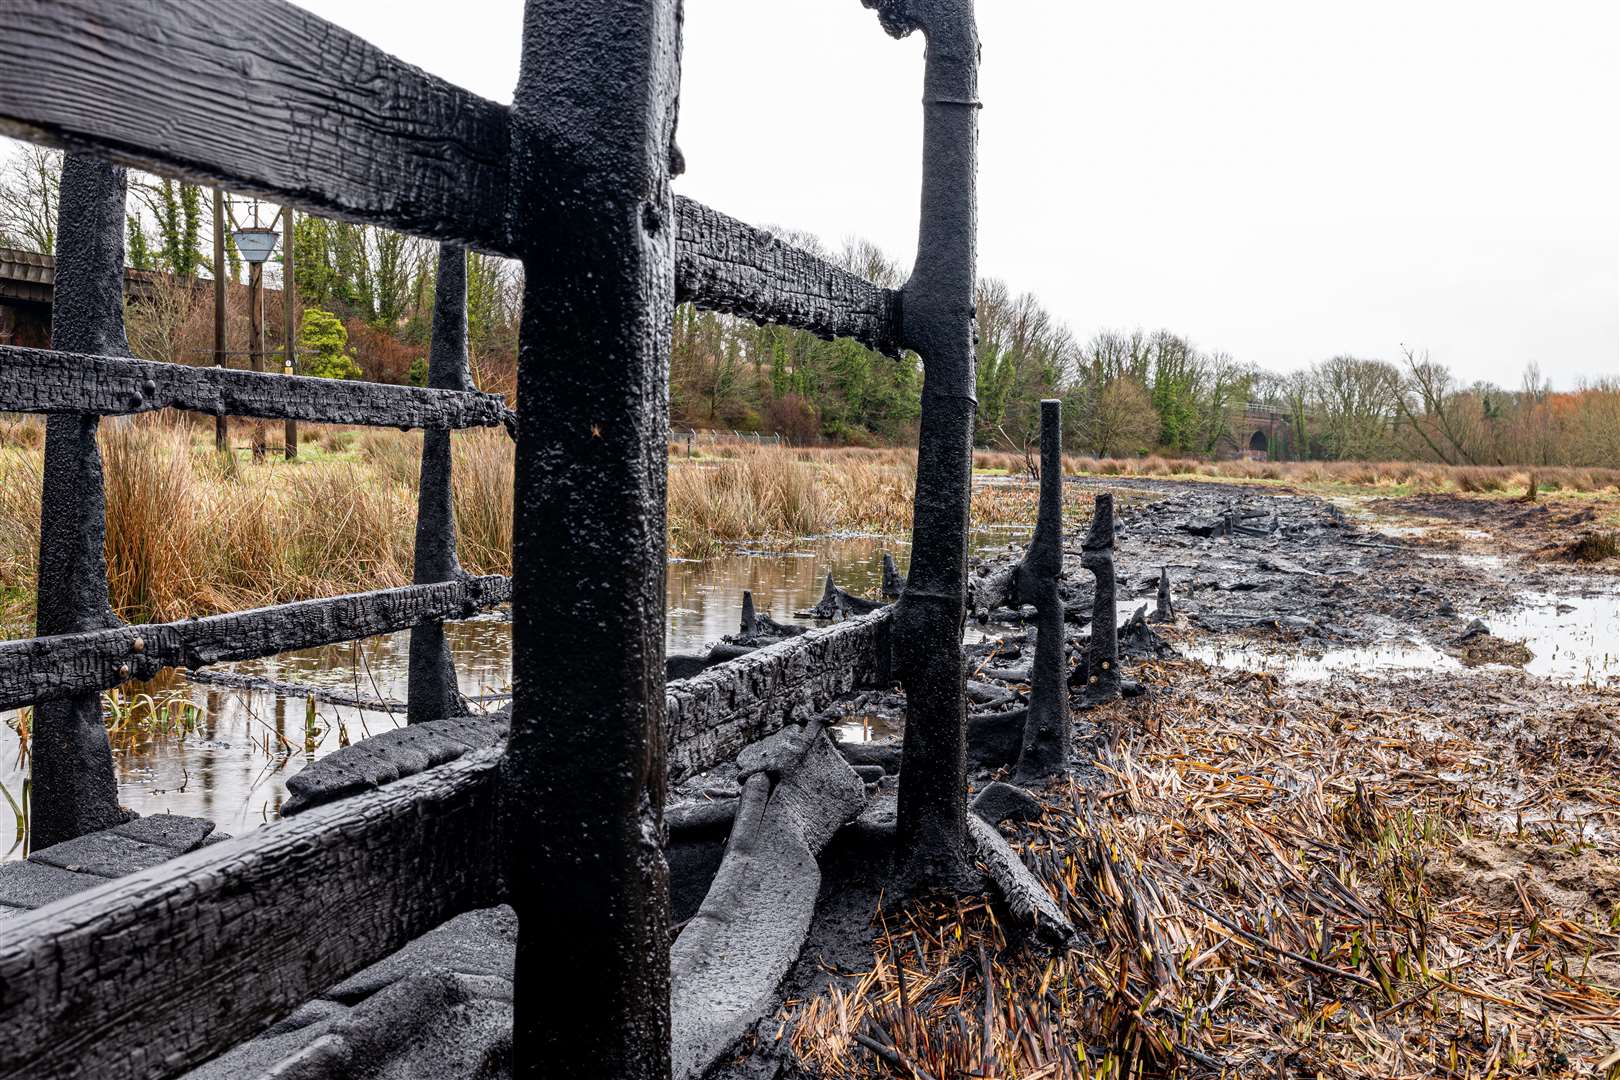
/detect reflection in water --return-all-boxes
[1185,590,1620,688]
[0,535,1023,859]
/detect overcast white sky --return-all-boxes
[305,2,1612,388]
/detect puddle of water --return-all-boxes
[1185,589,1620,687]
[0,531,1025,859]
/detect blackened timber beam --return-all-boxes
[29,155,128,849]
[0,345,510,429]
[674,197,903,357]
[0,749,502,1080]
[408,244,475,724]
[0,0,517,254]
[878,0,982,894]
[0,576,512,713]
[504,0,680,1074]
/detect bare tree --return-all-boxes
[0,141,62,252]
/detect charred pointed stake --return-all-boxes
[739,590,759,637]
[31,155,131,848]
[1081,493,1122,705]
[1013,400,1069,783]
[1150,566,1175,624]
[800,572,887,620]
[882,551,904,600]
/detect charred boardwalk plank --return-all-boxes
[0,576,512,712]
[675,197,902,357]
[0,750,502,1080]
[0,345,511,429]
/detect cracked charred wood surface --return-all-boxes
[0,345,509,429]
[967,814,1074,947]
[1015,400,1070,782]
[0,0,516,254]
[667,610,893,782]
[0,750,502,1080]
[1082,494,1122,703]
[408,244,475,725]
[503,0,680,1075]
[0,576,512,713]
[31,155,127,850]
[675,197,901,357]
[878,0,982,894]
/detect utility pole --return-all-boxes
[282,205,297,459]
[212,188,227,454]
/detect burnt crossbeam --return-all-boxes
[0,576,512,713]
[0,345,510,429]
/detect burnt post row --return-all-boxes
[0,0,983,1076]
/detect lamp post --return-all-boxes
[233,213,279,462]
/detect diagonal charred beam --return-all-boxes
[0,345,510,429]
[0,0,518,254]
[0,749,502,1080]
[0,576,512,713]
[674,197,902,357]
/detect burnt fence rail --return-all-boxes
[0,0,978,1077]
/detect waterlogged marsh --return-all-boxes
[0,535,936,855]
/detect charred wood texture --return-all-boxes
[1151,565,1175,623]
[1081,494,1122,703]
[502,1,680,1075]
[967,814,1074,947]
[31,155,127,849]
[0,576,512,713]
[408,244,475,724]
[0,751,502,1080]
[675,197,901,357]
[801,571,887,619]
[882,0,982,894]
[670,723,865,1078]
[0,0,517,255]
[0,344,509,429]
[1014,400,1070,783]
[667,610,893,782]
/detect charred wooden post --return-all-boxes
[872,0,981,893]
[1081,493,1122,704]
[1014,400,1069,782]
[503,0,681,1074]
[881,550,904,599]
[406,244,472,724]
[31,155,129,849]
[740,590,759,637]
[1151,565,1175,623]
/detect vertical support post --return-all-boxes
[248,261,266,461]
[407,243,472,724]
[282,204,298,459]
[872,0,981,893]
[1081,493,1121,704]
[504,0,682,1076]
[212,187,227,454]
[32,154,129,849]
[1014,399,1069,782]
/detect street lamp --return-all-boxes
[234,212,280,461]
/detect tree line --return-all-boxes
[2,141,1613,467]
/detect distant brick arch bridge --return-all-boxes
[1224,401,1290,460]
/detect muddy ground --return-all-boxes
[721,478,1620,1079]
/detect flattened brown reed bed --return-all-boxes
[969,450,1620,496]
[787,659,1620,1078]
